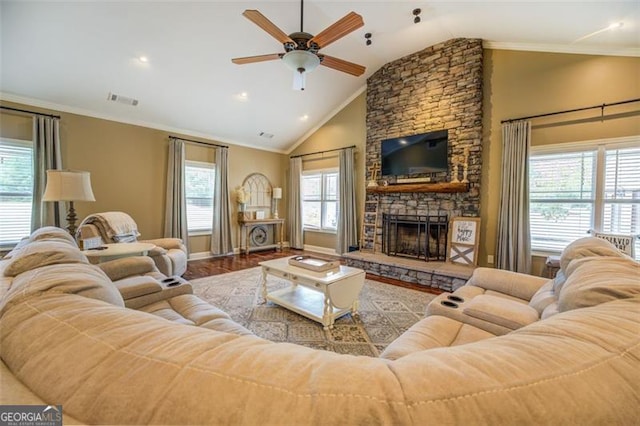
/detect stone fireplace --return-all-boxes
[345,38,483,292]
[364,38,483,253]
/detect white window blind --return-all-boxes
[0,138,34,246]
[530,139,640,258]
[302,170,339,232]
[185,161,215,233]
[602,148,640,258]
[529,151,595,252]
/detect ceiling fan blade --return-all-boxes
[308,12,364,49]
[242,10,294,45]
[320,55,365,76]
[232,53,283,65]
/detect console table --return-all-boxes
[238,218,285,254]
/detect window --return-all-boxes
[302,170,339,232]
[0,138,33,247]
[529,137,640,258]
[185,161,215,233]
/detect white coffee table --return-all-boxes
[259,257,366,330]
[83,242,156,264]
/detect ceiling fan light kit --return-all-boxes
[232,0,366,91]
[283,50,320,90]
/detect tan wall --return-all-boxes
[482,50,640,275]
[4,50,637,265]
[289,93,366,251]
[0,102,286,255]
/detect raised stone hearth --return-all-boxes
[343,251,474,293]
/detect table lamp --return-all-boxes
[42,169,96,235]
[272,187,282,219]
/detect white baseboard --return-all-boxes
[188,252,214,261]
[303,244,338,256]
[188,242,292,261]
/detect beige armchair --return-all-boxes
[78,212,188,277]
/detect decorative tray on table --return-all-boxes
[288,256,340,272]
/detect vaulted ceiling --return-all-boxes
[1,1,638,152]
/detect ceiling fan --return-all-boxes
[231,0,366,90]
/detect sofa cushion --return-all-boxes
[98,256,158,281]
[558,256,640,312]
[29,226,77,246]
[528,279,556,314]
[138,294,253,335]
[4,241,88,277]
[1,263,124,313]
[380,315,495,360]
[114,276,163,300]
[466,267,547,302]
[463,295,540,330]
[559,236,628,273]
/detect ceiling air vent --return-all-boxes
[107,92,139,106]
[258,132,274,139]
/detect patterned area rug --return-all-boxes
[191,267,435,357]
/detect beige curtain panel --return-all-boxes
[31,115,64,230]
[497,120,532,273]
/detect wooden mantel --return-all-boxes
[366,182,469,194]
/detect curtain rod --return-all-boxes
[0,105,61,119]
[290,145,356,159]
[169,135,227,149]
[501,98,640,124]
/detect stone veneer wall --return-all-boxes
[365,38,483,253]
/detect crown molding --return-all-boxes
[483,41,640,57]
[0,92,288,154]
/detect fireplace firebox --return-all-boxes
[382,214,448,261]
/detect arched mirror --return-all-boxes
[242,173,272,210]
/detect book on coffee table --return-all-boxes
[288,256,340,272]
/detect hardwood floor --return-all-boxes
[184,248,442,294]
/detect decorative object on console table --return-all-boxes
[447,217,481,266]
[234,186,252,221]
[42,169,96,236]
[272,187,282,219]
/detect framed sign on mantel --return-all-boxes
[447,217,481,266]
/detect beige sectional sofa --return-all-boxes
[1,229,639,425]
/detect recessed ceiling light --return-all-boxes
[300,114,309,121]
[138,56,149,63]
[235,92,249,102]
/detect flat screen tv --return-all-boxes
[381,129,448,176]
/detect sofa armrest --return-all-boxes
[467,267,549,302]
[114,276,163,300]
[98,256,158,281]
[463,295,539,330]
[141,238,186,253]
[148,246,168,256]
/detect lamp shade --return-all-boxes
[272,187,282,200]
[282,51,320,73]
[42,170,96,202]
